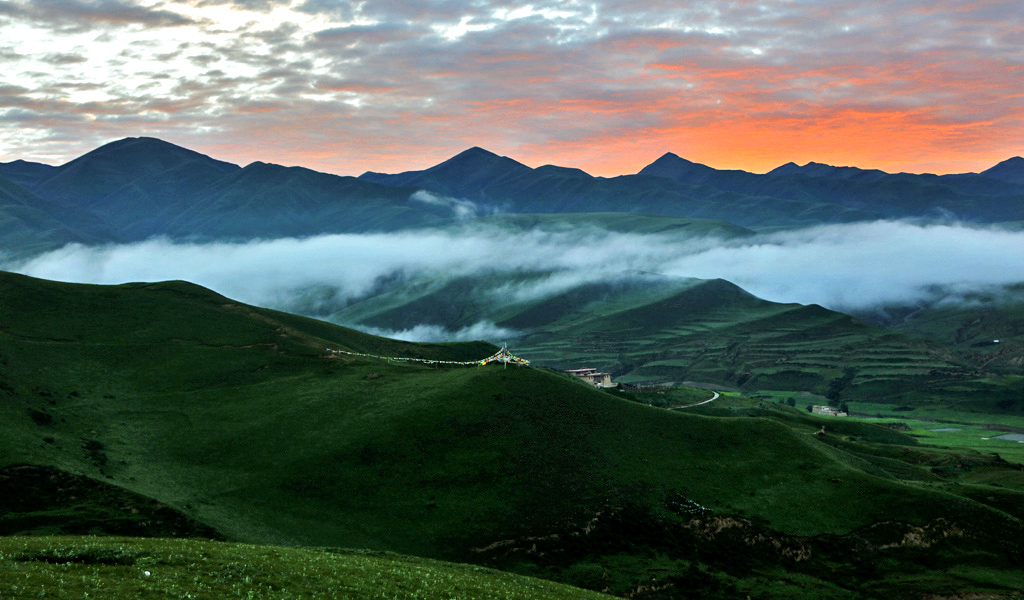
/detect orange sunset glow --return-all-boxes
[0,0,1020,176]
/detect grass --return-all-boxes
[840,403,1024,466]
[4,271,1024,599]
[0,536,611,599]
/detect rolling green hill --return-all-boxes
[3,270,1024,598]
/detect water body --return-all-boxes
[994,433,1024,443]
[930,427,962,432]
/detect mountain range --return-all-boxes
[2,137,1023,260]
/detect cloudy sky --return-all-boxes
[1,0,1021,177]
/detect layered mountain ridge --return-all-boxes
[3,137,1023,260]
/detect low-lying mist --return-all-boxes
[7,220,1024,341]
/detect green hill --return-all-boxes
[3,271,1024,598]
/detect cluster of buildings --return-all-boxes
[811,405,848,417]
[566,367,615,388]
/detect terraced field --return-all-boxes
[512,280,982,403]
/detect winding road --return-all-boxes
[668,391,720,410]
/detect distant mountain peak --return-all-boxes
[62,136,238,171]
[654,151,684,162]
[981,156,1024,185]
[455,146,499,158]
[646,152,701,167]
[767,160,887,181]
[637,153,715,181]
[431,146,524,170]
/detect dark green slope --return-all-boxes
[0,536,611,600]
[4,271,1024,599]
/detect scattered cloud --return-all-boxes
[409,190,492,220]
[354,321,521,343]
[6,221,1024,342]
[0,0,1020,174]
[0,0,199,31]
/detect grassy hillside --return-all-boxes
[0,536,609,600]
[3,271,1024,598]
[325,269,1015,409]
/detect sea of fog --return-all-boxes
[6,220,1024,341]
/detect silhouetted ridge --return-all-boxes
[981,156,1024,185]
[31,136,240,210]
[767,161,887,181]
[0,159,58,189]
[637,152,717,183]
[360,147,531,189]
[767,162,802,176]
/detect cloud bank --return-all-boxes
[7,220,1024,340]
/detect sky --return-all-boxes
[0,0,1021,177]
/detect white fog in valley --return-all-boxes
[7,220,1024,341]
